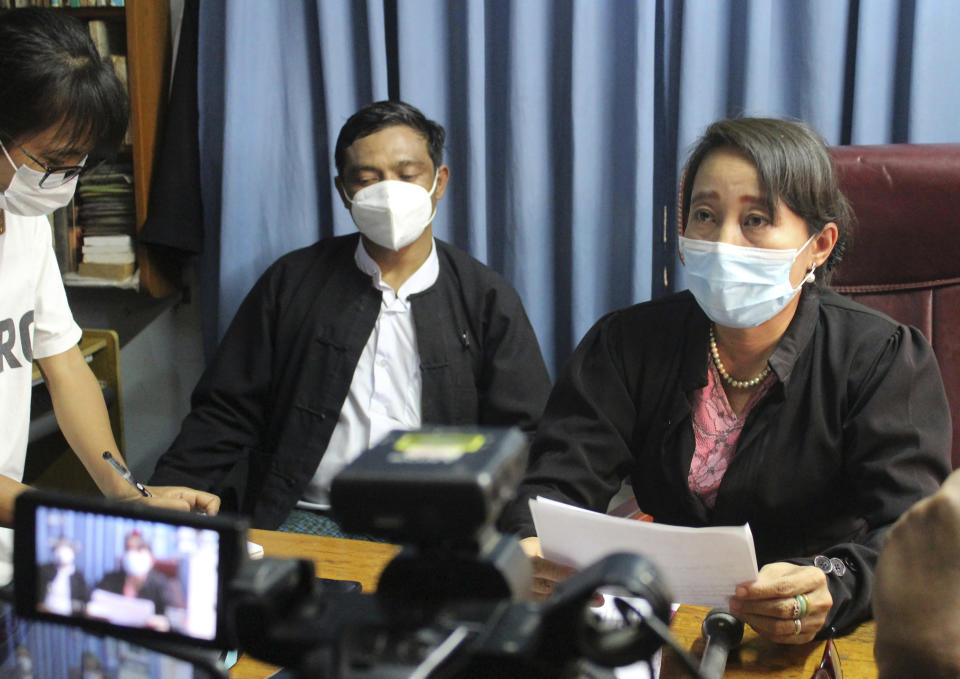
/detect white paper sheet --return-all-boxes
[86,588,156,626]
[530,497,758,607]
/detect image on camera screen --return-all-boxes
[33,504,220,641]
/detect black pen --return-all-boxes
[102,451,152,498]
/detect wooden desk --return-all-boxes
[244,528,400,593]
[231,531,878,678]
[230,530,399,679]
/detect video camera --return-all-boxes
[13,428,677,678]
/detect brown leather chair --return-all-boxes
[830,144,960,467]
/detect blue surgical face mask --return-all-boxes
[678,234,817,328]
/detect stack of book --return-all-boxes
[75,161,136,280]
[79,234,135,280]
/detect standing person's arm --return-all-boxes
[0,475,30,526]
[37,345,220,514]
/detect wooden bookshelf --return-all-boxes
[32,1,176,298]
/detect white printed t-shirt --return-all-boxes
[0,210,82,584]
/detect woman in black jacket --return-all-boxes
[500,117,951,644]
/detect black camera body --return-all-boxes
[232,428,674,678]
[231,550,671,678]
[13,428,673,678]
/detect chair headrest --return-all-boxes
[830,144,960,289]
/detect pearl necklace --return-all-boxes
[708,324,771,389]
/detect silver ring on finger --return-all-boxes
[793,618,802,636]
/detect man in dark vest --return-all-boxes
[151,101,551,535]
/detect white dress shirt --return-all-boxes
[299,239,439,508]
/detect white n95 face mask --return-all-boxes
[122,550,153,577]
[0,140,80,217]
[679,234,817,328]
[346,172,438,251]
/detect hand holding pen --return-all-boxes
[102,451,153,498]
[102,451,222,515]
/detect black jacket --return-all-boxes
[499,286,950,636]
[38,564,89,615]
[95,569,183,616]
[151,235,551,528]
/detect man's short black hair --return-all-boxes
[0,7,128,158]
[334,100,445,175]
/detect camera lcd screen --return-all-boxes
[0,601,224,678]
[14,491,246,648]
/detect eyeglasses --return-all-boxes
[4,138,87,189]
[811,638,843,679]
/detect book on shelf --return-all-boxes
[83,234,132,248]
[77,261,135,280]
[50,204,80,274]
[107,54,131,146]
[71,161,137,283]
[81,234,135,265]
[81,250,135,265]
[2,1,124,6]
[110,54,127,87]
[76,161,135,233]
[86,19,111,56]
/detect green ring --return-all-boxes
[796,593,809,618]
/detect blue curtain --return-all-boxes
[195,0,960,374]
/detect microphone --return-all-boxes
[698,608,744,679]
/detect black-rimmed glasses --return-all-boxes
[3,138,87,188]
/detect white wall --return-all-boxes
[120,294,204,480]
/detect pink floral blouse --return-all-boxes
[687,357,774,508]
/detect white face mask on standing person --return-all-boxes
[345,170,439,251]
[0,139,82,217]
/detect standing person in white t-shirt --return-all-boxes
[0,8,220,584]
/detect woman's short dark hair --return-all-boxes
[334,100,445,175]
[680,117,854,283]
[0,7,128,158]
